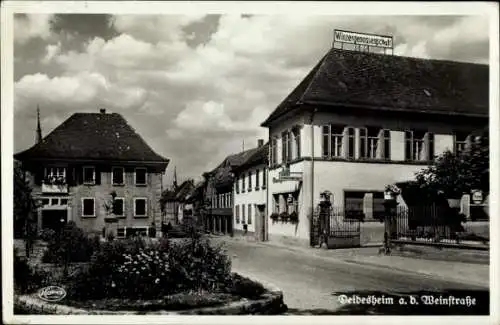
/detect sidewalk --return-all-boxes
[215,235,489,288]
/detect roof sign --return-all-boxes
[333,29,394,54]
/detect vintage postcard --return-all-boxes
[2,1,499,324]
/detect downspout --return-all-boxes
[310,108,317,246]
[266,158,269,241]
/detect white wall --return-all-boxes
[233,165,267,233]
[312,160,427,208]
[390,131,405,161]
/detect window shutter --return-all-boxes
[342,127,349,158]
[95,166,101,185]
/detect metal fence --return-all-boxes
[328,206,361,237]
[393,205,489,248]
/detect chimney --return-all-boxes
[258,139,264,147]
[100,108,106,114]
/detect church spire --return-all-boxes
[173,166,178,190]
[35,105,42,144]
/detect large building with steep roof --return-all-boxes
[260,48,488,246]
[14,108,169,238]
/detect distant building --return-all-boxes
[203,143,262,235]
[14,108,169,238]
[260,48,488,246]
[232,140,268,240]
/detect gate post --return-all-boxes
[383,195,398,254]
[319,191,332,248]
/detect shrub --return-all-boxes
[288,211,298,224]
[225,273,265,299]
[270,213,279,223]
[42,222,100,264]
[38,228,56,242]
[14,249,51,294]
[66,235,232,300]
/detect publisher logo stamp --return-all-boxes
[38,286,66,302]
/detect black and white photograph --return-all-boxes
[2,1,499,324]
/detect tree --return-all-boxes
[13,161,38,257]
[414,127,489,198]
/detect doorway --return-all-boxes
[255,204,266,241]
[41,209,67,232]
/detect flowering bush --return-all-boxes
[38,228,56,242]
[384,184,401,196]
[66,235,232,300]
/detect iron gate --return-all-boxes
[310,206,361,248]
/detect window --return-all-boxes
[359,127,384,159]
[112,167,125,185]
[323,125,344,158]
[344,191,364,220]
[117,227,126,238]
[382,130,391,160]
[41,198,49,206]
[113,198,125,217]
[82,198,95,217]
[235,205,240,224]
[405,130,433,161]
[83,166,96,185]
[235,178,240,194]
[293,128,301,159]
[134,198,147,217]
[242,204,246,224]
[273,194,279,213]
[248,172,252,192]
[262,168,267,189]
[347,127,355,159]
[51,198,59,206]
[270,137,278,165]
[247,204,252,224]
[135,168,147,186]
[60,199,68,205]
[255,169,260,189]
[45,167,66,184]
[281,131,289,163]
[242,175,246,193]
[454,132,470,155]
[212,195,216,208]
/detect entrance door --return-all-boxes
[255,204,266,241]
[41,210,67,232]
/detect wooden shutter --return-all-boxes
[95,166,101,185]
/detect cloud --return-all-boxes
[14,14,53,44]
[42,42,61,64]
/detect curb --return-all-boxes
[14,274,285,315]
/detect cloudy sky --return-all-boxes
[13,13,489,185]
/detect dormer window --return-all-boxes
[83,166,96,185]
[135,168,147,186]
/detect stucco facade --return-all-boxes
[28,165,164,237]
[265,109,482,244]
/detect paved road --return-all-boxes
[215,239,488,313]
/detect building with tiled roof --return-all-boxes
[202,139,267,236]
[232,141,269,238]
[14,108,169,238]
[261,47,488,247]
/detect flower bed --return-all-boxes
[14,228,286,315]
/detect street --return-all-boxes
[215,238,489,314]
